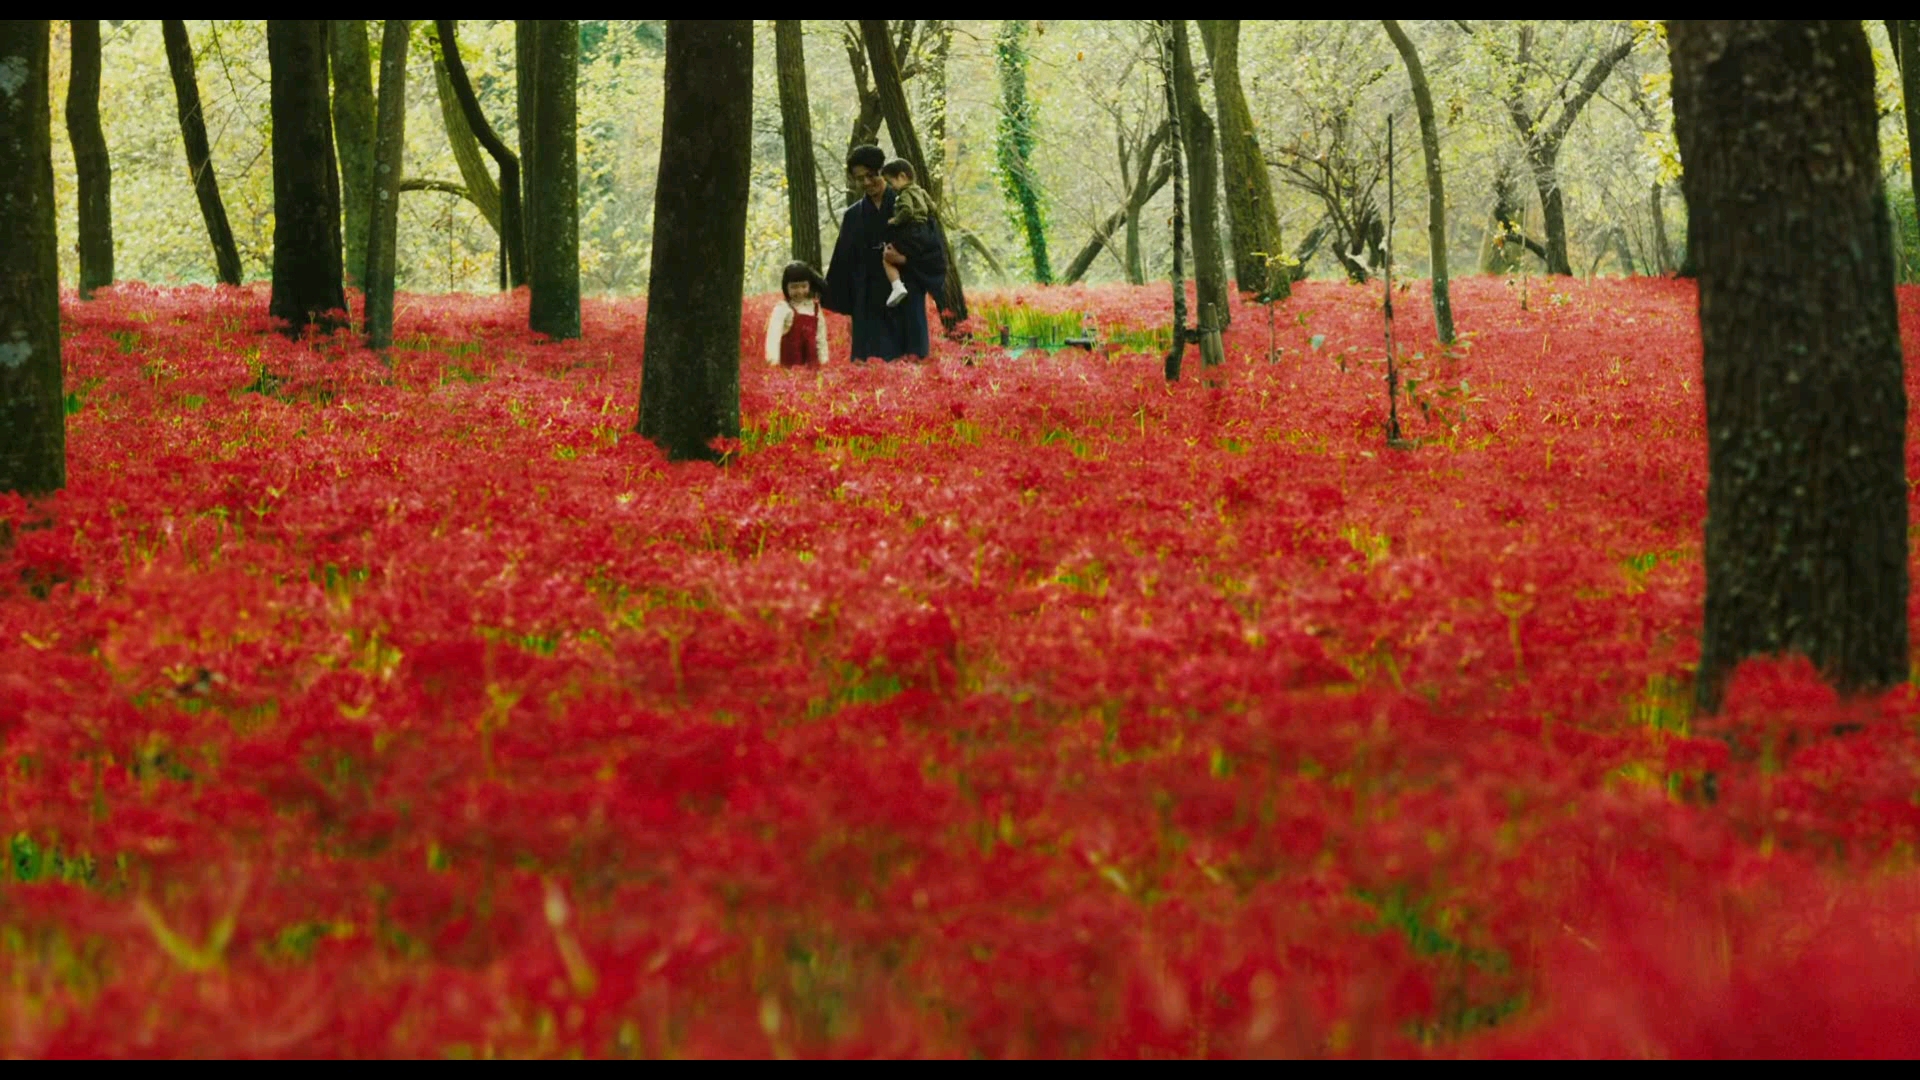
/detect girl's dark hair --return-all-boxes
[781,261,827,300]
[881,158,915,182]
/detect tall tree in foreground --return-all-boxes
[859,19,968,327]
[1383,20,1454,345]
[0,21,64,495]
[266,21,347,334]
[161,20,242,286]
[363,20,409,350]
[527,20,580,340]
[436,20,526,289]
[774,20,822,269]
[993,20,1051,284]
[1159,20,1189,382]
[637,21,752,463]
[1896,20,1918,219]
[1169,20,1229,333]
[1197,20,1284,298]
[67,19,112,299]
[1671,20,1909,712]
[329,20,374,289]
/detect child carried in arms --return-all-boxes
[880,158,939,308]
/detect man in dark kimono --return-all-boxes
[823,145,948,362]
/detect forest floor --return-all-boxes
[4,277,1920,1057]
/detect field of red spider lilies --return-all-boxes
[4,276,1920,1057]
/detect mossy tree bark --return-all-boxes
[1383,20,1454,344]
[527,20,580,341]
[1159,20,1189,382]
[161,20,242,286]
[1671,20,1910,712]
[1168,20,1229,334]
[775,20,822,270]
[1896,21,1918,216]
[266,20,347,334]
[431,42,501,233]
[328,20,374,289]
[637,21,752,463]
[364,20,408,351]
[436,20,526,290]
[1197,20,1284,299]
[993,20,1051,284]
[67,19,112,299]
[860,18,967,327]
[0,21,64,495]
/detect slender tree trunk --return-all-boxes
[923,21,952,204]
[1671,20,1909,712]
[1169,20,1229,333]
[1064,154,1170,285]
[0,21,63,495]
[1198,20,1285,299]
[638,21,752,463]
[1529,144,1573,276]
[431,48,501,232]
[161,20,242,286]
[67,19,112,299]
[267,20,347,334]
[1159,20,1189,382]
[993,20,1052,284]
[329,20,374,290]
[1648,180,1673,273]
[527,20,580,341]
[517,20,538,264]
[436,20,526,289]
[860,18,967,327]
[364,20,409,351]
[774,20,822,269]
[1383,20,1454,344]
[1899,21,1919,215]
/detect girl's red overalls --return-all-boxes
[780,305,820,367]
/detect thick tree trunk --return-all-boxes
[432,47,501,232]
[329,20,374,289]
[517,20,538,264]
[364,20,409,351]
[0,21,63,496]
[436,20,526,290]
[860,18,967,327]
[1169,20,1229,334]
[267,20,347,334]
[993,20,1052,284]
[638,21,752,463]
[1671,20,1909,711]
[1198,20,1285,299]
[1383,20,1454,344]
[67,19,112,299]
[161,20,242,286]
[527,20,580,341]
[774,20,823,269]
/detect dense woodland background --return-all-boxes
[42,20,1918,299]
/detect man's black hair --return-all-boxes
[846,144,886,174]
[880,158,915,182]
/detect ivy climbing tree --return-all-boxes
[994,20,1051,284]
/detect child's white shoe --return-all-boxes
[886,280,908,307]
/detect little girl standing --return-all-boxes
[764,262,831,368]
